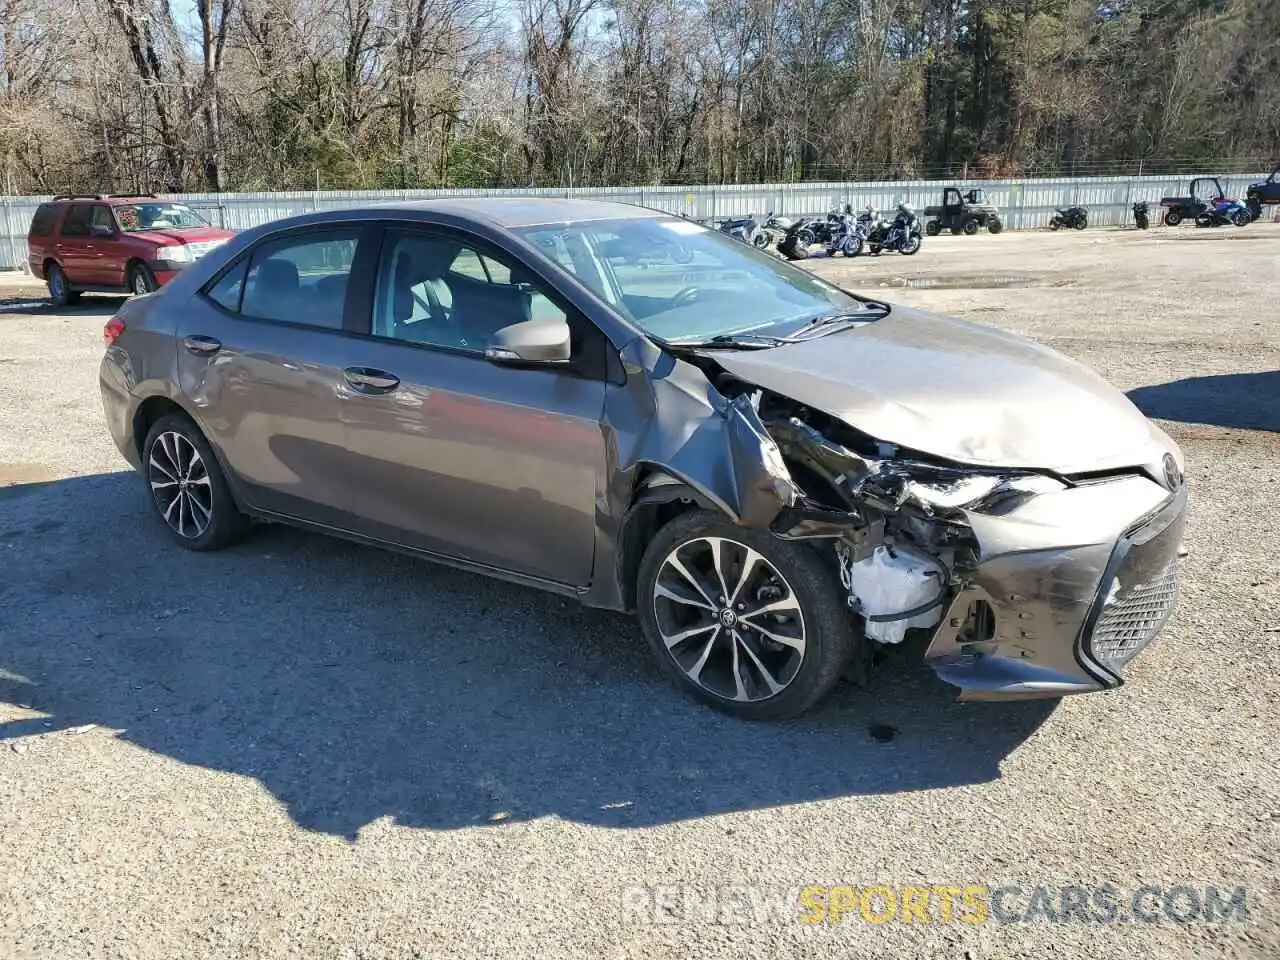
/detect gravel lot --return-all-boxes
[1,226,1278,959]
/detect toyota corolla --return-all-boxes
[99,199,1187,719]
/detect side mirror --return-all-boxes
[90,224,114,238]
[484,316,571,365]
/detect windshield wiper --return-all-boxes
[665,332,788,349]
[788,304,889,338]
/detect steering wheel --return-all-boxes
[671,286,700,307]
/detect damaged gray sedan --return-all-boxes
[100,199,1188,720]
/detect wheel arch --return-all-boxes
[132,394,251,513]
[615,470,723,612]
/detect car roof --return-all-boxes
[352,197,667,229]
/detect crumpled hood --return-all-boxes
[704,305,1176,475]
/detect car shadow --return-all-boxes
[0,472,1056,839]
[0,295,126,317]
[1128,371,1280,433]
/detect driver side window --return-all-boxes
[372,231,568,354]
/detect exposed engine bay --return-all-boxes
[681,362,1185,698]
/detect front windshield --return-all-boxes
[114,202,209,233]
[514,217,871,342]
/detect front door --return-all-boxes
[86,204,124,286]
[173,225,369,526]
[339,227,608,586]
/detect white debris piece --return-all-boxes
[848,545,946,644]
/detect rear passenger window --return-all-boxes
[60,205,93,238]
[29,204,58,238]
[238,230,360,329]
[204,258,249,312]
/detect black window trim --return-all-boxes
[28,203,59,238]
[354,221,618,383]
[197,222,376,335]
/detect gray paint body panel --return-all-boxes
[99,198,1189,705]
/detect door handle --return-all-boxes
[344,367,400,393]
[183,334,222,355]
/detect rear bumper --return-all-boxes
[100,353,141,471]
[925,477,1187,701]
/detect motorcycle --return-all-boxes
[868,202,923,255]
[826,208,871,257]
[759,212,793,249]
[1132,201,1150,230]
[718,213,768,247]
[1049,205,1088,230]
[1195,196,1251,228]
[777,210,842,260]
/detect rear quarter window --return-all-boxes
[29,204,58,238]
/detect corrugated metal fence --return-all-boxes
[0,172,1268,270]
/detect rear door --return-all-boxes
[174,224,372,526]
[337,225,609,586]
[55,204,95,285]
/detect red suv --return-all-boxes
[27,194,236,305]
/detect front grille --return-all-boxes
[1090,559,1180,669]
[1081,485,1187,679]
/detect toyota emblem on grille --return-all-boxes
[1162,453,1182,490]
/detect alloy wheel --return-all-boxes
[652,536,806,703]
[148,431,214,539]
[132,271,151,295]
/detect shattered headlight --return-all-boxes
[904,471,1066,510]
[861,464,1066,513]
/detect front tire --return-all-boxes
[1072,217,1087,230]
[899,233,921,255]
[1164,210,1182,227]
[988,218,1004,234]
[129,262,157,296]
[142,414,249,551]
[636,510,854,720]
[1246,198,1262,222]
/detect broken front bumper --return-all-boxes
[925,475,1187,700]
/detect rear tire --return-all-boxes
[128,262,157,296]
[46,264,80,307]
[142,413,249,551]
[962,218,979,235]
[636,510,854,720]
[925,220,940,237]
[1246,198,1262,222]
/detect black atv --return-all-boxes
[923,187,1004,236]
[1158,177,1227,227]
[1245,165,1280,222]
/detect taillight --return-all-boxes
[103,316,125,346]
